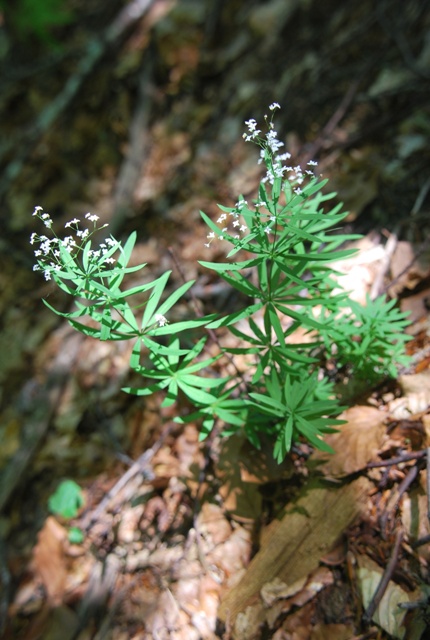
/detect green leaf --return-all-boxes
[178,382,217,405]
[117,231,137,269]
[199,257,263,273]
[68,527,84,544]
[155,280,194,317]
[48,480,84,519]
[205,302,264,329]
[140,271,171,330]
[248,392,285,414]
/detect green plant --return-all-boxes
[30,104,412,462]
[48,479,85,543]
[0,0,74,46]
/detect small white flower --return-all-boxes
[240,225,247,233]
[269,102,281,110]
[204,243,210,248]
[264,226,271,234]
[44,270,52,281]
[245,118,258,131]
[41,213,53,228]
[33,264,41,271]
[62,236,76,247]
[104,257,116,264]
[217,214,227,223]
[85,213,99,222]
[30,232,37,245]
[154,314,168,327]
[307,160,318,166]
[32,206,43,216]
[65,218,80,228]
[277,152,291,161]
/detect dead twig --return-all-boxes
[411,533,430,549]
[380,465,419,535]
[83,435,164,530]
[365,449,427,470]
[370,228,398,300]
[363,527,403,623]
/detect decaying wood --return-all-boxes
[218,475,371,628]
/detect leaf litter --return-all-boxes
[4,188,430,640]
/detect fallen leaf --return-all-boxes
[313,406,386,476]
[261,575,307,607]
[32,517,68,605]
[356,554,412,639]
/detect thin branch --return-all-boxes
[363,528,403,623]
[365,449,427,469]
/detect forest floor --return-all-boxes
[1,1,430,639]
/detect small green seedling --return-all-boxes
[48,479,84,543]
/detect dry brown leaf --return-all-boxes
[389,371,430,419]
[261,575,308,607]
[197,502,232,546]
[389,241,430,296]
[32,516,68,605]
[400,289,430,326]
[313,406,386,477]
[310,623,355,640]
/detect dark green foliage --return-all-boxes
[0,0,74,46]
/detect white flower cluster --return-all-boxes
[205,103,319,249]
[204,198,249,248]
[244,103,319,190]
[31,206,118,281]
